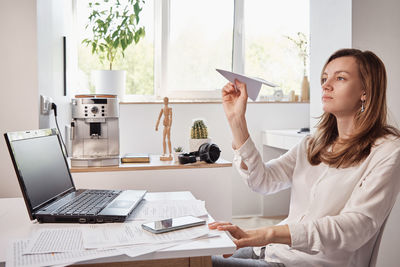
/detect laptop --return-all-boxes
[4,128,146,224]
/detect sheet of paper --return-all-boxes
[23,228,84,254]
[216,68,278,101]
[122,232,221,257]
[82,221,209,249]
[122,242,182,258]
[127,199,208,221]
[7,239,123,267]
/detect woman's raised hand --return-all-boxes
[221,79,250,149]
[222,80,248,122]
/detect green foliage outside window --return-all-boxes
[79,0,153,95]
[246,35,306,96]
[82,0,146,70]
[79,41,154,95]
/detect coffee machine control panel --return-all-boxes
[71,98,119,119]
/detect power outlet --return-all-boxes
[40,95,53,115]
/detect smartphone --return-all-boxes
[141,215,206,234]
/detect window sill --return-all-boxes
[119,92,310,104]
[120,99,309,104]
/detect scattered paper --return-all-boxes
[122,232,221,257]
[127,199,208,221]
[7,239,122,267]
[7,230,223,266]
[216,68,277,101]
[122,242,182,258]
[23,228,83,254]
[82,221,209,249]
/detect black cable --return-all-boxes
[51,103,68,157]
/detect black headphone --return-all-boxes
[178,143,221,164]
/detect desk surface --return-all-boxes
[263,129,309,137]
[262,129,309,151]
[0,191,235,264]
[71,155,232,173]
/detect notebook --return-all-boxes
[121,153,150,163]
[4,128,146,224]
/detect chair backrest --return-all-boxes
[373,197,400,267]
[368,216,389,267]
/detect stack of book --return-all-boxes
[121,153,150,163]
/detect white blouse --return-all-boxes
[233,135,400,267]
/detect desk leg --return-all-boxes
[190,256,212,267]
[73,256,212,267]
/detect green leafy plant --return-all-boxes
[285,32,309,75]
[82,0,146,70]
[173,146,184,152]
[190,120,208,139]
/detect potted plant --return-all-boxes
[285,32,309,101]
[82,0,146,99]
[189,120,211,152]
[173,146,184,162]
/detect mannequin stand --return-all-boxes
[160,155,173,161]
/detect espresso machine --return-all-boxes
[69,95,119,167]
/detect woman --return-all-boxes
[209,49,400,267]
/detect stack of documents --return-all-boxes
[7,199,218,267]
[127,199,208,221]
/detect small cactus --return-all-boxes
[174,146,183,152]
[190,120,208,139]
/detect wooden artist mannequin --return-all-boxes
[155,97,173,160]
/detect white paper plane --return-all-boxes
[216,69,278,101]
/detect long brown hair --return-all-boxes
[307,48,400,168]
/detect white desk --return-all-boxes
[262,129,308,150]
[0,191,235,266]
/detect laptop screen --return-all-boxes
[8,131,74,210]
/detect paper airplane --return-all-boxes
[216,69,278,101]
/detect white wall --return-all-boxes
[0,0,77,198]
[37,0,77,137]
[351,1,400,266]
[309,0,352,131]
[0,0,39,197]
[120,102,309,216]
[352,0,400,127]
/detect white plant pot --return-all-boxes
[92,70,126,99]
[189,138,211,152]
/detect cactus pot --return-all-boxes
[189,138,211,152]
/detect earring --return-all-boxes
[361,100,365,113]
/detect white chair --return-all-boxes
[368,216,389,267]
[371,197,400,267]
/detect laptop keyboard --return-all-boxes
[53,190,121,216]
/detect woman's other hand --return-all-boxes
[221,80,250,148]
[208,221,271,249]
[209,221,292,249]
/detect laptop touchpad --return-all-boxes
[109,200,134,209]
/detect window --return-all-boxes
[76,0,309,101]
[77,0,154,96]
[166,0,233,93]
[243,0,309,98]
